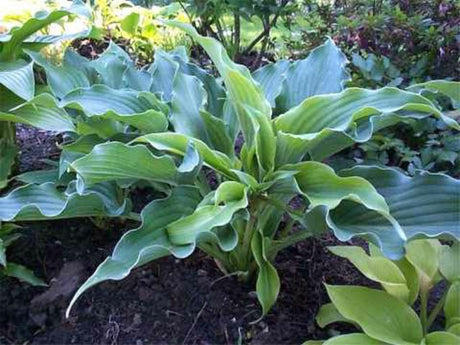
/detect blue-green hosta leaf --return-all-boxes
[424,331,460,345]
[0,238,6,266]
[328,246,411,302]
[70,142,178,186]
[90,42,131,89]
[169,21,271,155]
[61,85,168,133]
[170,71,210,142]
[173,52,226,118]
[3,263,47,286]
[0,60,34,100]
[326,285,423,345]
[63,49,98,84]
[327,166,460,259]
[148,49,179,101]
[67,183,244,316]
[252,60,290,108]
[169,64,233,155]
[276,38,350,113]
[407,80,460,109]
[0,93,76,132]
[440,242,460,283]
[445,281,460,329]
[0,182,130,221]
[15,169,60,185]
[274,88,460,163]
[200,110,234,157]
[133,133,237,180]
[26,50,90,99]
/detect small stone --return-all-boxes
[133,313,142,326]
[136,340,143,345]
[197,269,208,277]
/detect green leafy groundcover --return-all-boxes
[0,19,458,321]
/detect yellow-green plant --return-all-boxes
[306,240,460,345]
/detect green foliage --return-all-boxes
[0,222,47,286]
[311,239,460,344]
[166,0,296,59]
[0,1,90,188]
[0,21,458,319]
[279,0,459,85]
[84,0,190,63]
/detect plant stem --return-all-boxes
[233,12,240,55]
[420,288,429,335]
[242,201,258,270]
[199,242,229,268]
[426,284,450,330]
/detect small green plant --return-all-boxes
[0,222,47,286]
[306,240,460,345]
[0,23,458,319]
[85,0,189,63]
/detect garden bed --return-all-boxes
[1,130,368,344]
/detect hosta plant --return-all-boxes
[0,22,458,318]
[305,240,460,345]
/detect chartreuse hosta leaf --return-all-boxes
[405,240,443,291]
[328,246,411,303]
[445,281,460,329]
[0,181,129,222]
[324,166,460,259]
[369,244,420,305]
[303,333,386,345]
[274,87,460,163]
[67,182,247,316]
[326,285,423,345]
[315,302,354,328]
[424,331,460,345]
[440,241,460,283]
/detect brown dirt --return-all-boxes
[0,216,369,345]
